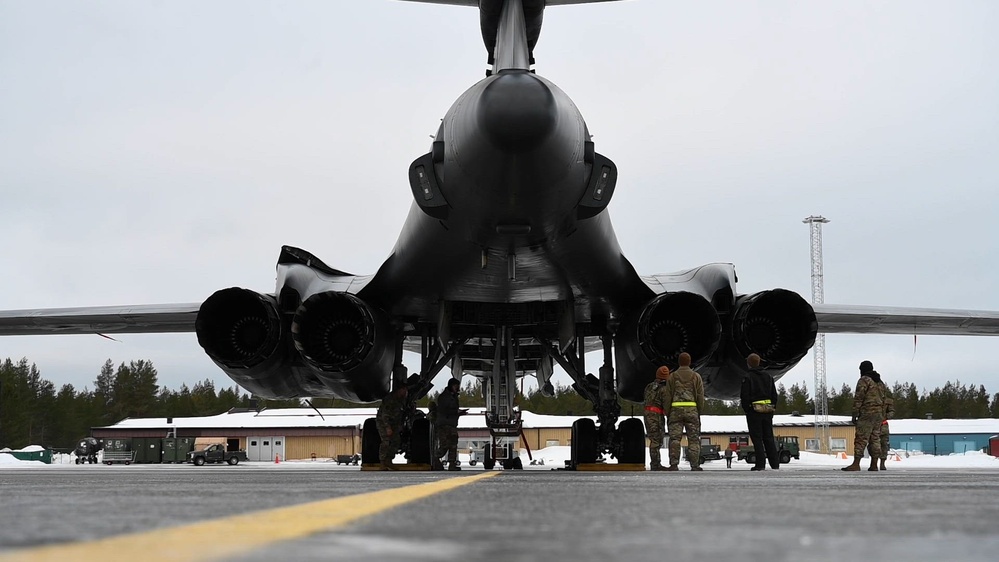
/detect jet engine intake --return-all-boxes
[196,288,281,369]
[730,289,817,368]
[614,291,722,402]
[291,292,395,389]
[638,292,722,368]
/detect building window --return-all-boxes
[829,438,847,451]
[546,439,560,447]
[729,436,749,446]
[804,439,819,452]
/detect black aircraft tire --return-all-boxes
[408,417,432,464]
[571,418,598,466]
[361,418,381,465]
[483,444,495,470]
[617,418,645,464]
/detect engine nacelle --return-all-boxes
[697,289,817,399]
[615,291,722,402]
[195,287,308,398]
[291,291,394,401]
[730,289,816,369]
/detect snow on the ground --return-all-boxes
[2,446,997,469]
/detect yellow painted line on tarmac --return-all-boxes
[2,472,499,562]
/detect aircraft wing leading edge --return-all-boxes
[2,302,997,337]
[0,303,200,336]
[813,304,999,336]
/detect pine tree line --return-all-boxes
[0,358,299,451]
[4,356,999,451]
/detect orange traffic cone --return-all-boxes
[274,454,280,464]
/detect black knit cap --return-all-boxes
[859,360,874,373]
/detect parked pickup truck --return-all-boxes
[187,444,247,466]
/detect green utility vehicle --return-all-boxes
[737,436,800,465]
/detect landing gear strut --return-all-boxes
[548,334,645,468]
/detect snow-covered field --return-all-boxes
[3,445,998,470]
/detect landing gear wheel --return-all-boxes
[483,444,495,470]
[361,418,380,466]
[617,418,645,464]
[571,418,598,467]
[408,417,431,464]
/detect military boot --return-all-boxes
[665,464,680,471]
[841,456,862,471]
[879,459,887,471]
[649,463,665,471]
[868,457,879,471]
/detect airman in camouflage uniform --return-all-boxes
[376,385,408,470]
[665,353,705,471]
[870,371,895,470]
[644,366,671,470]
[843,360,884,472]
[435,378,468,470]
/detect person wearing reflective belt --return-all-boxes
[644,366,671,470]
[664,352,705,471]
[740,353,780,470]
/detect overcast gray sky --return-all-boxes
[1,0,997,401]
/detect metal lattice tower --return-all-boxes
[803,215,830,453]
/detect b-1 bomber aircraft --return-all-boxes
[2,0,998,469]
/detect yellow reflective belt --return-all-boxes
[752,400,772,404]
[671,402,696,407]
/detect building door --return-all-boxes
[246,436,286,461]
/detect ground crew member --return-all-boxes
[741,353,780,471]
[866,363,895,470]
[376,384,408,470]
[435,378,468,470]
[843,360,885,472]
[665,352,705,471]
[644,366,671,471]
[427,400,442,470]
[724,445,734,468]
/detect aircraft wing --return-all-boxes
[813,304,999,336]
[0,303,200,336]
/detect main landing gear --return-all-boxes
[548,334,645,470]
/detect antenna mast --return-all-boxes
[803,215,830,453]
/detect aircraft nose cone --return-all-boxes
[477,71,557,151]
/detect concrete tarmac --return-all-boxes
[2,463,998,561]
